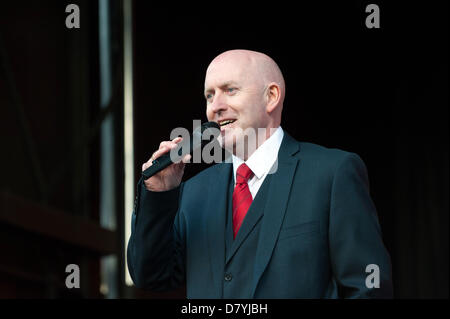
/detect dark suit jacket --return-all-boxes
[127,132,393,298]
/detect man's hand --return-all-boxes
[142,137,191,192]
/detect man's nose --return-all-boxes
[209,93,228,115]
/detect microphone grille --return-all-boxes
[201,121,220,132]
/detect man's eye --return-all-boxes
[206,93,213,100]
[227,88,236,93]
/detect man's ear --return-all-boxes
[265,82,281,113]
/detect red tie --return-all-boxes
[232,163,254,239]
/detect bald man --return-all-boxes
[127,50,393,298]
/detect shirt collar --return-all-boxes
[232,126,284,181]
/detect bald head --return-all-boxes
[206,50,285,106]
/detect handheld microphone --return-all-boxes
[142,121,220,180]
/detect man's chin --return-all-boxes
[218,134,257,160]
[218,135,234,153]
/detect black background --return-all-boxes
[133,1,448,298]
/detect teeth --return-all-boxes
[219,120,236,126]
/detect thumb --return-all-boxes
[174,161,186,173]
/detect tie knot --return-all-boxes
[236,163,253,184]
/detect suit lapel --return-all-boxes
[250,133,300,297]
[206,163,232,298]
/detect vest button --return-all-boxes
[224,273,232,282]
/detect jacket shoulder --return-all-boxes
[298,141,352,159]
[295,140,366,174]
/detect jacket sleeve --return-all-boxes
[127,178,186,292]
[328,153,393,298]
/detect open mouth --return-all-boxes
[218,119,236,127]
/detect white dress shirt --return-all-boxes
[232,126,284,199]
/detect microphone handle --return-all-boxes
[142,138,192,180]
[142,153,175,180]
[141,121,220,180]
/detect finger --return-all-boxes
[151,145,171,161]
[182,154,191,163]
[159,141,172,149]
[174,153,191,165]
[172,136,183,143]
[160,140,180,151]
[142,157,154,171]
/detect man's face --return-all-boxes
[205,56,268,155]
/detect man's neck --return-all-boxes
[232,126,280,161]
